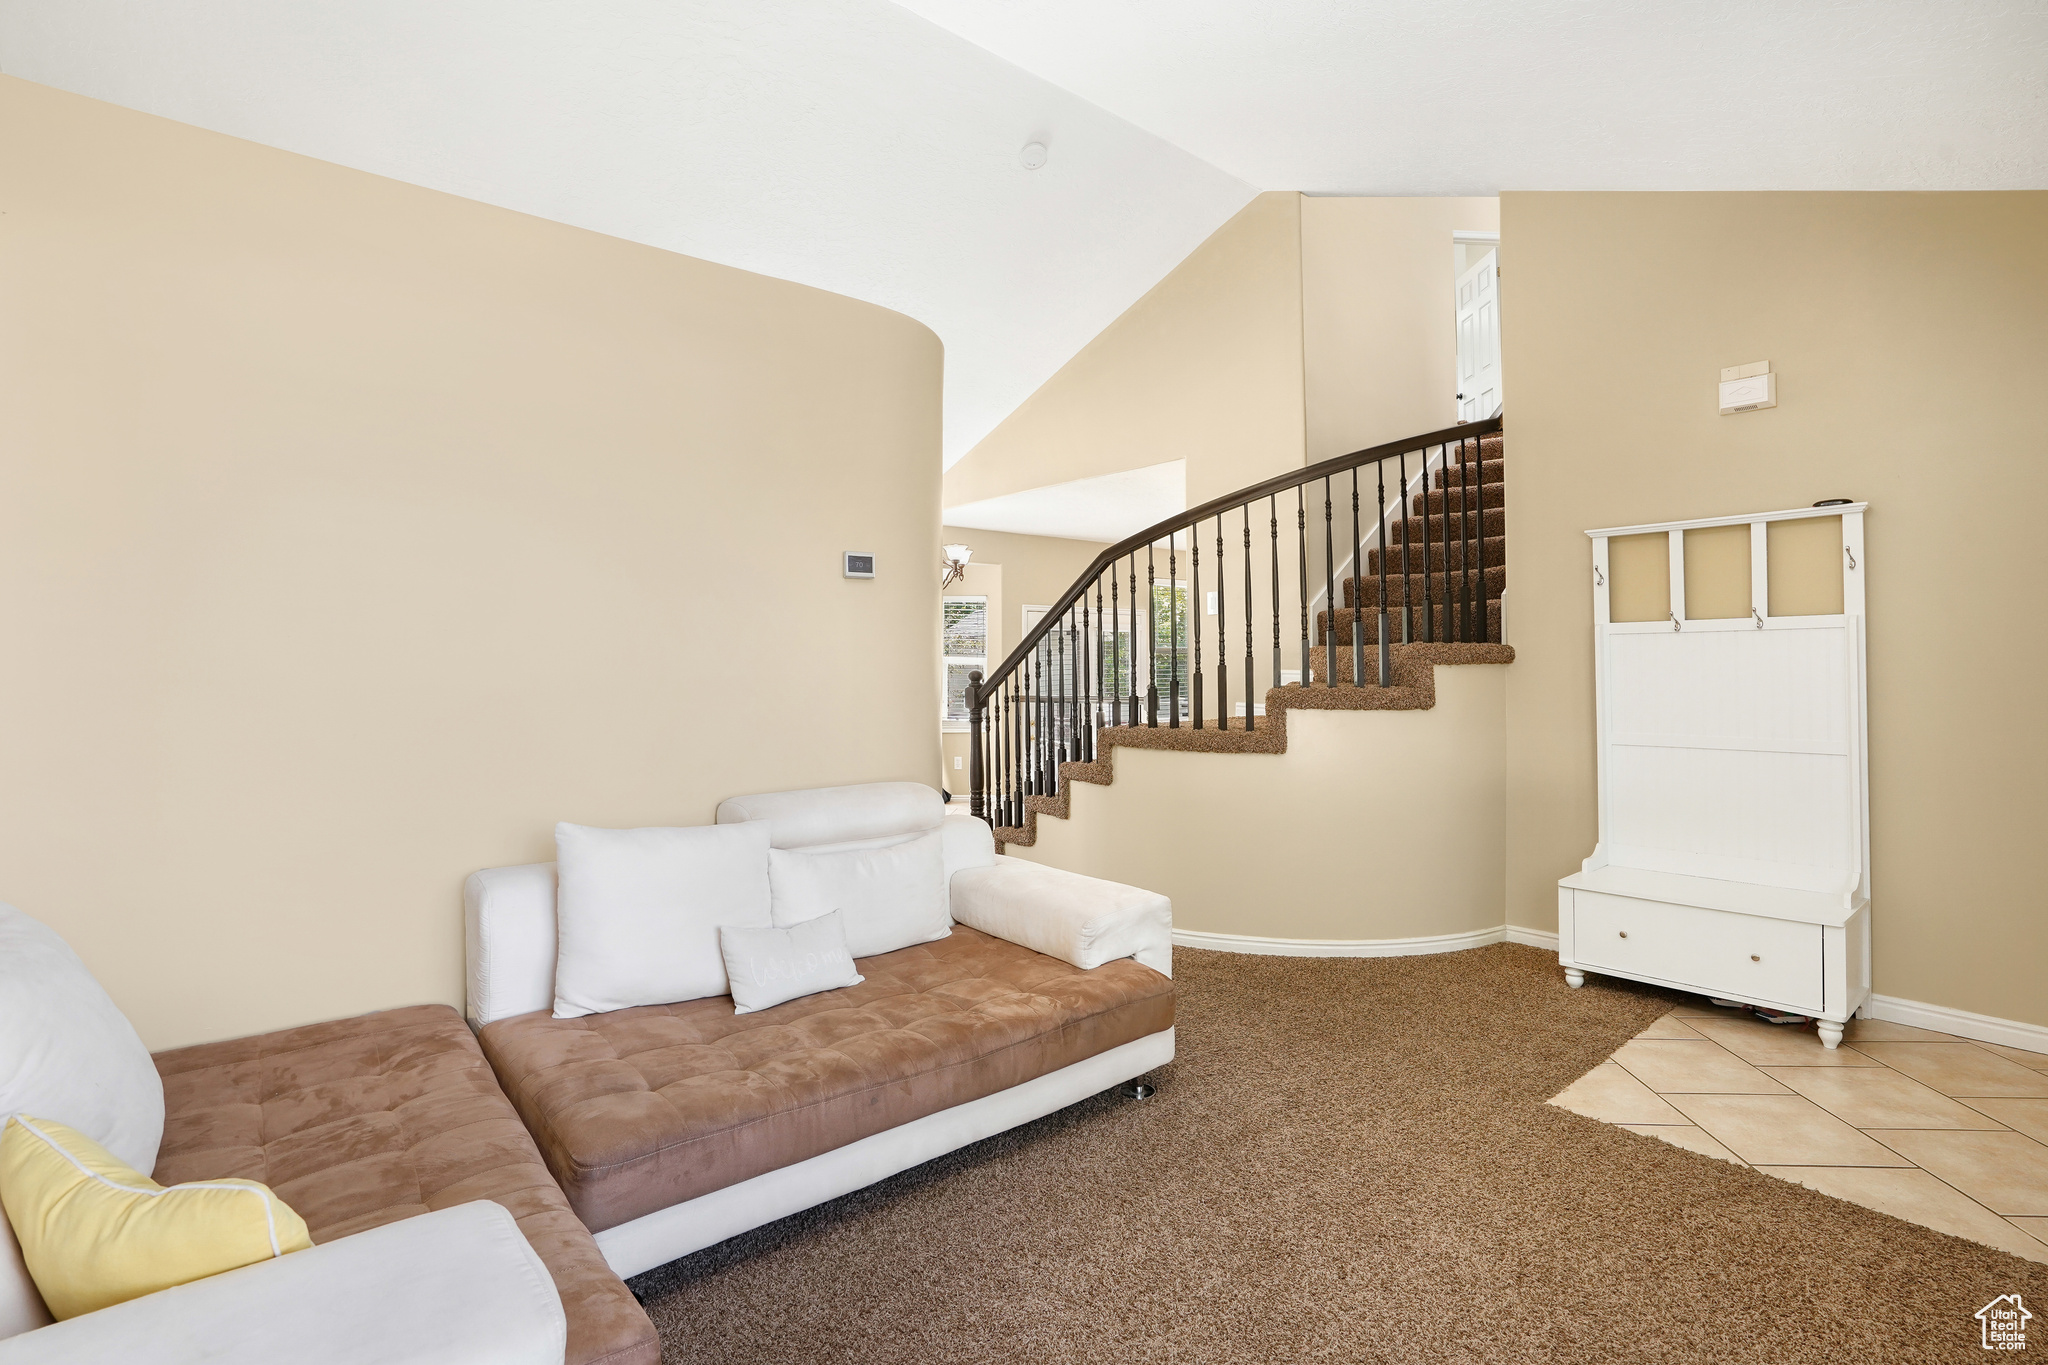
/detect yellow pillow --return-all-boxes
[0,1115,311,1320]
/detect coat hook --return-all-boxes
[1594,565,1604,586]
[1753,607,1765,629]
[1669,612,1682,632]
[1844,545,1857,570]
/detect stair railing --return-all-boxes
[966,414,1502,828]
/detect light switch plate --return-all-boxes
[1718,362,1776,414]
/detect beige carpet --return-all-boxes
[631,945,2047,1363]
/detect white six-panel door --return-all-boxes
[1456,250,1500,421]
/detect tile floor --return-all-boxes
[1550,999,2048,1264]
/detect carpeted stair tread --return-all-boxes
[1387,508,1502,544]
[1317,601,1503,650]
[1437,457,1504,488]
[1448,431,1503,462]
[1368,536,1505,576]
[987,644,1514,846]
[1344,564,1506,608]
[1407,483,1505,515]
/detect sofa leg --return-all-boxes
[1120,1080,1155,1100]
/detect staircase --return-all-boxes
[965,419,1511,851]
[1316,431,1506,649]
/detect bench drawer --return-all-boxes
[1571,890,1824,1012]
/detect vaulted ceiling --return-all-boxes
[898,0,2048,195]
[4,2,2042,466]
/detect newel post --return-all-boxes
[966,669,987,824]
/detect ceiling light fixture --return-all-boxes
[941,544,974,589]
[1018,142,1048,171]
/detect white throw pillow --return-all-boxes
[767,829,951,959]
[552,821,772,1018]
[718,912,865,1015]
[0,902,167,1336]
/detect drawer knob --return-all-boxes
[1751,954,1761,962]
[1618,931,1628,939]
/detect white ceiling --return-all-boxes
[4,2,2042,488]
[0,1,1255,466]
[944,460,1184,544]
[896,0,2048,193]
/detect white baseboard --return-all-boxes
[1860,994,2048,1053]
[1172,923,1557,958]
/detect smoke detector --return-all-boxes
[1019,142,1048,170]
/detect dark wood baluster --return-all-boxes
[1094,578,1105,746]
[1058,613,1071,782]
[1351,467,1364,689]
[1108,568,1121,728]
[1323,478,1335,687]
[1214,516,1227,731]
[1296,488,1309,693]
[1190,532,1203,729]
[1168,537,1181,727]
[1376,459,1391,686]
[1073,600,1084,760]
[1252,503,1263,732]
[1128,554,1140,728]
[1010,677,1023,823]
[968,670,983,820]
[1032,650,1048,802]
[1475,427,1489,642]
[1077,599,1090,760]
[1399,449,1416,645]
[1441,442,1456,644]
[1044,634,1056,787]
[1145,545,1158,727]
[1039,641,1052,795]
[1047,627,1059,791]
[1028,647,1040,797]
[1461,436,1476,642]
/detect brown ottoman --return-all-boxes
[153,1005,657,1365]
[478,925,1175,1235]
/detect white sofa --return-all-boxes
[0,906,570,1365]
[465,782,1174,1280]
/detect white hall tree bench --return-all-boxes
[1558,503,1870,1048]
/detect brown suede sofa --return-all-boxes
[462,784,1177,1285]
[153,1006,659,1365]
[479,926,1173,1237]
[0,787,1169,1365]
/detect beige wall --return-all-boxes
[1501,190,2048,1026]
[1009,666,1507,941]
[947,193,1502,518]
[1301,197,1502,460]
[944,191,1306,511]
[0,78,945,1050]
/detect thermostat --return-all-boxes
[1719,361,1776,415]
[843,552,875,579]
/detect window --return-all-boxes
[1149,581,1190,716]
[942,595,987,729]
[1091,584,1189,719]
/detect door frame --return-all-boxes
[1453,230,1501,420]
